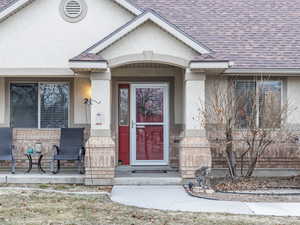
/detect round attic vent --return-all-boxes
[64,0,82,18]
[60,0,87,23]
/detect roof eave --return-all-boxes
[224,68,300,74]
[69,60,108,72]
[112,0,143,15]
[0,0,33,22]
[190,60,233,70]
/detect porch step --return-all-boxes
[116,166,179,173]
[114,175,182,185]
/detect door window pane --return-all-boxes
[10,83,38,128]
[136,88,164,123]
[40,83,69,128]
[119,87,129,126]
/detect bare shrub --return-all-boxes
[200,77,297,178]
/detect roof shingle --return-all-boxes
[131,0,300,68]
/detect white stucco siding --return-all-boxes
[184,73,206,131]
[0,77,5,124]
[74,77,91,124]
[287,77,300,125]
[0,0,134,69]
[101,21,199,61]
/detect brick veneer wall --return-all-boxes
[208,130,300,169]
[0,129,89,171]
[169,125,184,168]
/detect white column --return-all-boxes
[85,69,115,185]
[0,77,5,125]
[90,70,112,136]
[180,69,211,179]
[184,69,206,135]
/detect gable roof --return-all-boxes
[0,0,141,22]
[131,0,300,69]
[2,0,300,69]
[81,9,212,57]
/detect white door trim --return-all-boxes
[130,83,169,166]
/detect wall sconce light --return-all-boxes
[83,98,101,105]
[83,86,101,105]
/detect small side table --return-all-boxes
[24,153,46,173]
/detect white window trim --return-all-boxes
[9,81,71,129]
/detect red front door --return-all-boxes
[118,83,169,166]
[118,84,130,165]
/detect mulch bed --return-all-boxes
[212,176,300,192]
[187,176,300,202]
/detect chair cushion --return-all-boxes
[54,154,80,161]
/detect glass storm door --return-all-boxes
[130,84,169,165]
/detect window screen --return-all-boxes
[10,83,38,128]
[234,80,282,128]
[40,83,69,128]
[259,81,281,128]
[234,81,256,128]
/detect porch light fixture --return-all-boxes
[83,98,101,105]
[83,86,101,105]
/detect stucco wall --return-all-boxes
[0,77,4,125]
[74,77,91,125]
[0,0,134,69]
[101,21,199,61]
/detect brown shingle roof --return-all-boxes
[0,0,18,12]
[130,0,300,69]
[2,0,300,68]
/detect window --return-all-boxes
[234,80,282,128]
[10,83,70,128]
[119,85,129,126]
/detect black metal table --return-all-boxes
[24,153,45,173]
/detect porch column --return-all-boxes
[179,69,211,179]
[85,69,115,185]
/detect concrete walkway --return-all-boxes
[111,185,300,217]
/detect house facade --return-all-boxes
[0,0,300,185]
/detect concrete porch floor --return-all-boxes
[0,168,84,184]
[0,166,183,185]
[114,166,182,185]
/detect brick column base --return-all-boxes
[179,136,211,179]
[84,136,115,185]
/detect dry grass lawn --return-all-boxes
[0,187,299,225]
